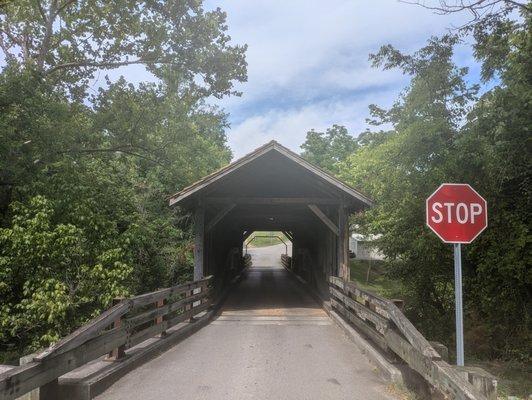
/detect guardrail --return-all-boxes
[280,253,291,269]
[0,276,213,400]
[329,276,496,400]
[281,251,315,284]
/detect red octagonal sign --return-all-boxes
[426,183,488,244]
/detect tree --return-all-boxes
[338,6,530,359]
[401,0,530,29]
[301,125,358,174]
[0,0,247,99]
[0,1,242,361]
[339,36,480,344]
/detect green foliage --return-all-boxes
[0,0,243,361]
[338,15,530,360]
[0,196,132,350]
[0,0,247,99]
[349,259,403,299]
[301,125,358,174]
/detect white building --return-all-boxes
[349,233,384,260]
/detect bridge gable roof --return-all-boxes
[168,140,372,209]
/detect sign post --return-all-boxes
[453,243,464,366]
[426,183,487,366]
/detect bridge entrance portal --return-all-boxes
[168,141,371,297]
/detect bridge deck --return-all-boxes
[96,246,396,400]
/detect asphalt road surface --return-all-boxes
[96,245,396,400]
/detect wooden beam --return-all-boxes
[205,197,340,205]
[206,203,236,232]
[194,206,205,280]
[35,301,131,361]
[242,230,253,242]
[337,205,350,281]
[282,231,294,242]
[308,204,339,236]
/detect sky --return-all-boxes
[198,0,479,159]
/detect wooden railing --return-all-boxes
[280,253,291,269]
[329,276,495,400]
[0,276,213,400]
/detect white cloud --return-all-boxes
[228,88,399,157]
[204,0,475,159]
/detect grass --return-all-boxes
[246,231,290,248]
[474,360,531,399]
[349,258,404,299]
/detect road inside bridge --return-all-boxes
[97,245,397,400]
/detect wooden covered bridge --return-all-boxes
[0,141,496,400]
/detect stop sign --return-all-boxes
[426,183,488,244]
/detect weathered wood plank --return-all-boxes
[1,276,213,400]
[386,303,440,360]
[165,302,211,330]
[330,276,439,359]
[330,298,389,351]
[194,206,205,280]
[242,230,253,242]
[308,204,339,236]
[330,275,488,399]
[0,327,127,400]
[330,287,389,333]
[329,276,390,318]
[34,301,131,361]
[128,322,167,349]
[206,203,236,232]
[282,231,294,242]
[129,276,212,308]
[337,205,350,281]
[125,290,209,328]
[205,197,341,205]
[280,254,292,269]
[385,329,485,400]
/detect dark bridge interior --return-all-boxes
[169,141,371,296]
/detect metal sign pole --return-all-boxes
[453,243,464,366]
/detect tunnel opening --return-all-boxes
[244,231,292,260]
[168,141,372,304]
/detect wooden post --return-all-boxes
[155,296,166,337]
[391,299,405,311]
[194,206,205,280]
[188,288,197,322]
[107,297,126,360]
[338,205,350,281]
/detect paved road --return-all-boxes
[97,246,396,400]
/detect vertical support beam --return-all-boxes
[155,295,166,337]
[107,297,126,360]
[194,206,205,281]
[308,204,340,236]
[337,205,350,281]
[187,288,196,322]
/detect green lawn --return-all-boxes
[246,231,290,248]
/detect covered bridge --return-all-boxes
[168,140,372,293]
